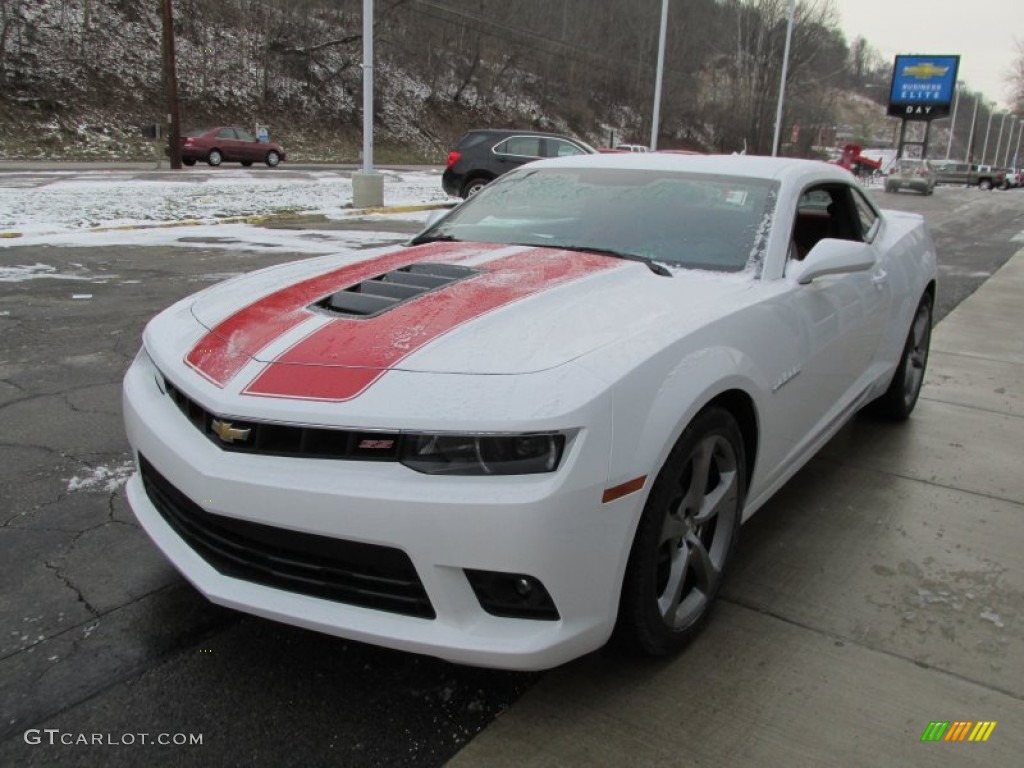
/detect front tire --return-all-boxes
[241,160,253,167]
[265,150,280,168]
[616,407,746,656]
[870,293,933,420]
[979,179,992,190]
[207,149,223,167]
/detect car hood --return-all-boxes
[182,242,753,401]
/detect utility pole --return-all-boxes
[161,0,182,169]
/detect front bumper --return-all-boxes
[122,349,640,670]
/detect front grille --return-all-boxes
[139,454,435,619]
[165,378,402,461]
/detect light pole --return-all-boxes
[945,81,963,160]
[981,106,995,165]
[994,112,1008,167]
[352,0,383,207]
[965,92,980,162]
[1003,117,1017,167]
[650,0,669,151]
[771,0,797,157]
[1015,122,1024,168]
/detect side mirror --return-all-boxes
[793,239,875,285]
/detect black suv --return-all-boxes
[442,129,596,198]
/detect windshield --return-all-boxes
[420,167,778,272]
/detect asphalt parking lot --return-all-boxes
[0,179,1022,766]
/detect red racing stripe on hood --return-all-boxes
[241,248,623,401]
[185,241,504,387]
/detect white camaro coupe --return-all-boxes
[123,155,937,670]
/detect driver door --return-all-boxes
[770,183,891,458]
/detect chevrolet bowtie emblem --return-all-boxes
[903,62,949,79]
[211,419,251,444]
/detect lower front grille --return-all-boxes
[139,454,435,619]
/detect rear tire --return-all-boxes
[241,160,253,167]
[979,179,992,190]
[182,157,196,167]
[461,177,490,198]
[870,293,933,420]
[615,407,746,657]
[207,149,223,167]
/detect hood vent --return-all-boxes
[312,262,479,318]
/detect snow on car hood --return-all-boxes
[185,242,753,400]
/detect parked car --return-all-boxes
[884,158,935,195]
[1000,167,1020,188]
[929,161,1004,190]
[441,129,596,198]
[177,127,286,168]
[615,143,650,152]
[124,155,936,670]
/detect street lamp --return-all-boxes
[945,81,963,160]
[771,0,797,157]
[650,0,670,150]
[965,92,980,162]
[1003,117,1017,167]
[980,106,995,164]
[994,112,1009,167]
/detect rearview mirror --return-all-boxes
[793,239,875,285]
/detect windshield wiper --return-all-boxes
[541,244,672,277]
[408,233,461,246]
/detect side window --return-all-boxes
[235,129,257,142]
[217,128,235,139]
[851,187,879,241]
[543,139,585,158]
[790,185,862,261]
[496,136,542,158]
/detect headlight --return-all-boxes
[399,432,566,475]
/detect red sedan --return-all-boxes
[178,127,286,168]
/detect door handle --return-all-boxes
[871,270,888,289]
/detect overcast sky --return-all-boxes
[835,0,1023,107]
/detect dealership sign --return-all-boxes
[887,55,960,119]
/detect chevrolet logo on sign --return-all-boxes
[903,62,949,79]
[211,419,252,444]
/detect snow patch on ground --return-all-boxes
[0,262,118,282]
[3,222,422,255]
[66,460,135,493]
[0,169,449,246]
[979,610,1005,629]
